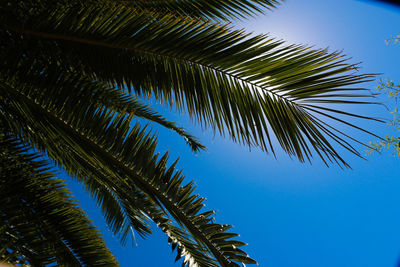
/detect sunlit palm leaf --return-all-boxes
[2,3,381,166]
[0,0,382,266]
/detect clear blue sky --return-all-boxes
[65,0,400,266]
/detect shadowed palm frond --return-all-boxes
[0,134,118,266]
[0,41,204,152]
[1,78,257,266]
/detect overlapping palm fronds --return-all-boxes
[0,0,379,266]
[1,71,258,266]
[0,134,118,266]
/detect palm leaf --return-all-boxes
[115,0,282,20]
[0,37,204,152]
[2,3,381,166]
[0,134,118,266]
[0,0,383,266]
[1,77,256,266]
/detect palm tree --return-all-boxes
[0,0,380,266]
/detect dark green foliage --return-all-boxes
[0,0,379,266]
[0,134,118,266]
[1,0,380,166]
[121,0,281,20]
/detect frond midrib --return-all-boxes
[6,25,315,110]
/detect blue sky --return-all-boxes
[65,0,400,266]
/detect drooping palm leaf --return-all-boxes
[0,33,204,152]
[1,76,256,266]
[0,0,382,266]
[0,134,118,266]
[1,3,381,166]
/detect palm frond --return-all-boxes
[0,38,204,152]
[1,78,256,266]
[104,0,282,21]
[0,0,382,265]
[0,71,155,244]
[2,4,381,166]
[0,134,118,266]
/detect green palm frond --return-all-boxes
[1,78,256,266]
[0,134,118,266]
[0,38,204,152]
[0,73,154,244]
[2,3,381,166]
[113,0,282,20]
[0,0,382,266]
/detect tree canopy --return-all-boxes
[0,0,380,266]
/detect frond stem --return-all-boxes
[6,25,303,108]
